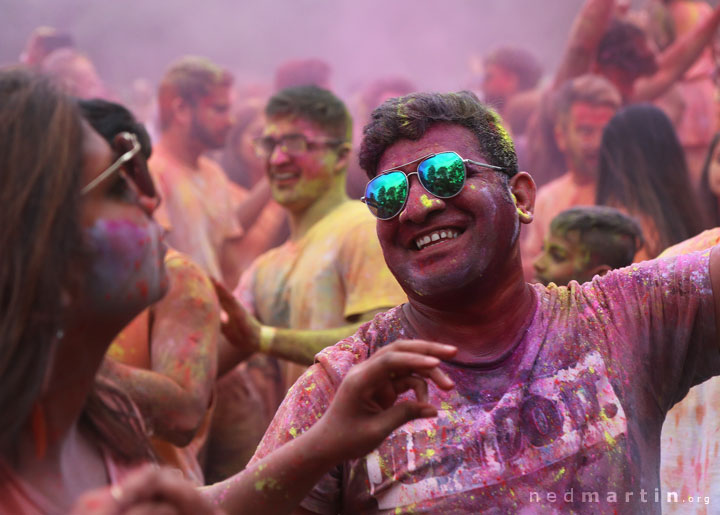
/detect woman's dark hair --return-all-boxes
[0,69,84,455]
[596,103,709,257]
[699,132,720,226]
[78,98,152,160]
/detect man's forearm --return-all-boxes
[202,420,338,514]
[266,323,365,366]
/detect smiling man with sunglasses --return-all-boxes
[244,91,720,514]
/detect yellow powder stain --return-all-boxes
[469,184,477,190]
[426,428,437,438]
[554,467,566,481]
[511,192,518,205]
[304,383,317,392]
[420,194,434,208]
[589,367,595,374]
[421,449,436,459]
[604,430,616,446]
[440,401,452,411]
[289,427,298,438]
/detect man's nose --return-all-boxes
[398,175,446,224]
[269,144,291,166]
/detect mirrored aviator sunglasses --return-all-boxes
[361,151,505,220]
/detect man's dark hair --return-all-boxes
[78,98,152,159]
[551,206,643,270]
[597,19,658,77]
[266,85,352,141]
[359,91,518,178]
[485,46,543,92]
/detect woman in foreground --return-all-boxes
[0,68,455,514]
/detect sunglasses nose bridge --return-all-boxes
[398,173,446,223]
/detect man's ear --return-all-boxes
[333,142,352,174]
[509,171,536,224]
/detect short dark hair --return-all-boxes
[266,85,352,141]
[78,98,152,159]
[597,19,658,77]
[485,46,543,92]
[551,206,643,269]
[359,91,518,178]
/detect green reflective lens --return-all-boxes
[417,152,466,198]
[364,171,408,220]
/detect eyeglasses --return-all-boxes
[81,132,158,205]
[253,133,344,158]
[361,151,507,220]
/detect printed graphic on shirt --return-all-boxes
[366,351,627,509]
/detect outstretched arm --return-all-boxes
[204,340,457,514]
[633,4,720,102]
[214,278,385,375]
[553,0,616,89]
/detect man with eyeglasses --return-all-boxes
[209,85,406,481]
[240,90,720,513]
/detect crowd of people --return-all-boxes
[4,0,720,513]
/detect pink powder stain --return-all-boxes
[136,280,149,299]
[695,404,706,425]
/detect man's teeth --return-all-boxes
[415,230,459,250]
[273,172,299,180]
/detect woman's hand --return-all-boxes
[70,466,223,515]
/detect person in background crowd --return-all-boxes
[521,74,621,278]
[19,26,74,67]
[533,205,643,286]
[481,46,543,117]
[150,56,245,288]
[596,103,708,259]
[273,58,332,92]
[40,48,110,100]
[207,85,406,481]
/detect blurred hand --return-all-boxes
[314,339,456,462]
[211,277,262,355]
[70,466,223,515]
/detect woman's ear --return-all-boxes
[510,171,536,224]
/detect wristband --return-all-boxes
[259,326,277,354]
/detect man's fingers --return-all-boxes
[210,277,237,311]
[115,466,215,515]
[373,401,438,436]
[391,375,429,404]
[376,339,457,360]
[364,350,455,387]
